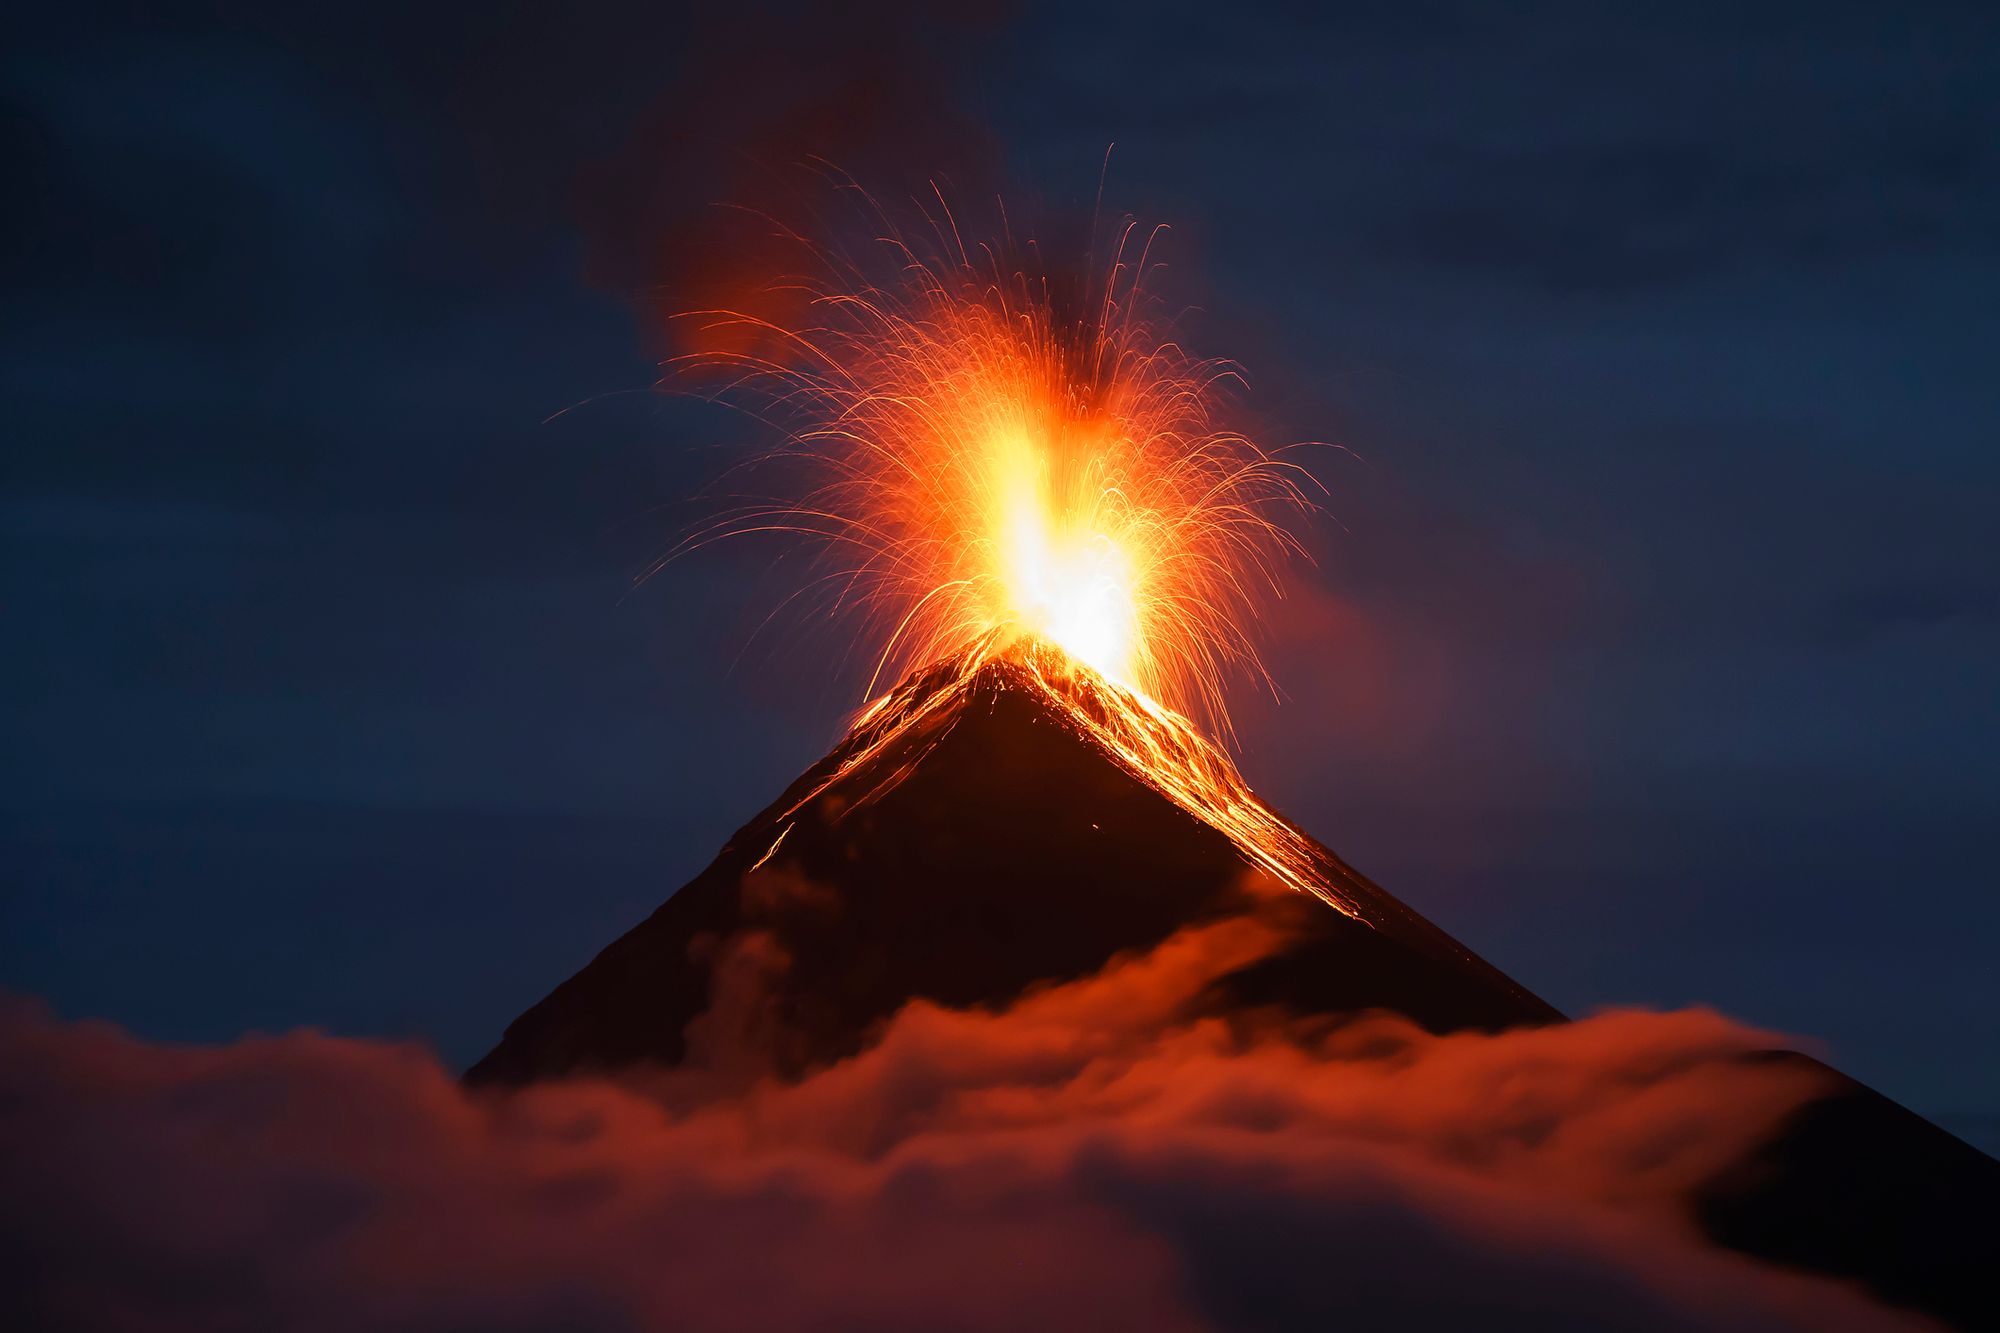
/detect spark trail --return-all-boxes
[668,191,1334,902]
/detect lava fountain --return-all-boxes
[665,192,1341,908]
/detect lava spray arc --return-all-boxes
[664,188,1320,738]
[663,186,1346,911]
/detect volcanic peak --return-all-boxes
[790,633,1369,923]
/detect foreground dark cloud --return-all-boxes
[0,919,1927,1331]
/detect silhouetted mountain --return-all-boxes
[1695,1054,1999,1331]
[469,640,1998,1330]
[468,640,1558,1086]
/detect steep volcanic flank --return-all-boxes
[469,638,1557,1085]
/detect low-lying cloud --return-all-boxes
[0,920,1927,1331]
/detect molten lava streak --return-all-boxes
[810,635,1369,920]
[674,205,1343,909]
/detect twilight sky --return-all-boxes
[4,0,1996,1127]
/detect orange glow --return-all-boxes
[669,198,1329,898]
[670,204,1313,736]
[785,635,1368,918]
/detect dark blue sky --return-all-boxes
[5,1,1996,1125]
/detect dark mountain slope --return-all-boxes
[469,642,1557,1085]
[468,641,1998,1329]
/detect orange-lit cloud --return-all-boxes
[0,918,1929,1331]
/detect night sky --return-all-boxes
[5,0,1996,1136]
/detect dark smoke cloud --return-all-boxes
[0,919,1929,1332]
[575,2,1011,363]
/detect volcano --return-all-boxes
[469,638,1559,1084]
[470,639,1998,1329]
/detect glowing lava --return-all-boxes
[990,426,1140,681]
[670,204,1314,738]
[667,197,1329,899]
[791,634,1367,918]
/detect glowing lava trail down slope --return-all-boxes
[667,198,1343,906]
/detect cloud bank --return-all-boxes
[0,922,1926,1331]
